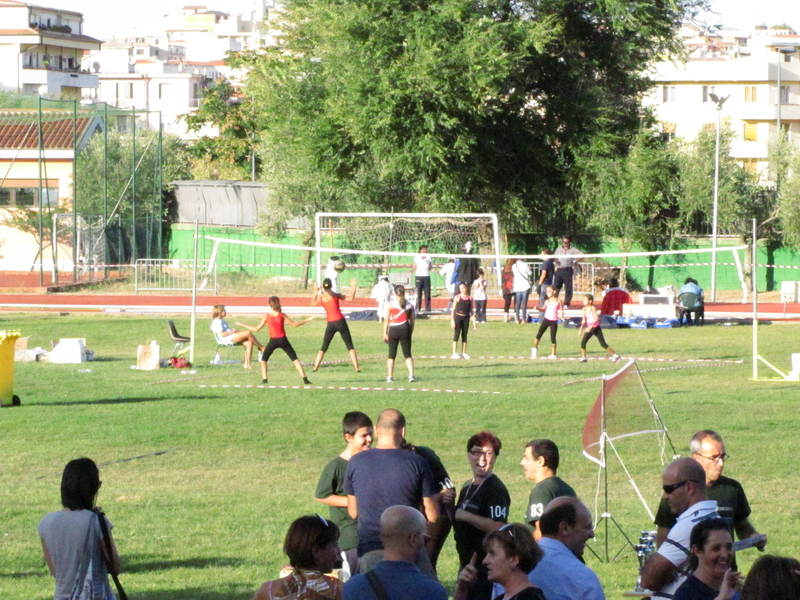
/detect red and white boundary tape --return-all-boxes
[419,355,742,364]
[198,384,508,394]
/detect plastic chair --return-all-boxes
[211,330,237,364]
[678,292,704,326]
[167,320,191,357]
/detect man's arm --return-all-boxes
[422,496,439,524]
[656,526,669,548]
[316,495,348,508]
[454,509,505,534]
[640,553,677,592]
[733,518,767,551]
[347,495,358,519]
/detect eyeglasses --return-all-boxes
[662,480,696,495]
[696,453,729,463]
[469,450,495,459]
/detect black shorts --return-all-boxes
[320,318,355,352]
[387,323,412,360]
[261,337,298,363]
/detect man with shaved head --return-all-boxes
[527,497,605,600]
[343,506,447,600]
[641,458,720,599]
[344,409,439,576]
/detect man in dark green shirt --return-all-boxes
[653,430,766,556]
[521,439,576,539]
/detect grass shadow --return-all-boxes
[123,555,250,574]
[127,586,253,600]
[22,396,223,407]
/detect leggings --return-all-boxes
[261,337,298,362]
[320,318,355,352]
[388,323,412,359]
[581,326,608,350]
[453,315,470,343]
[503,293,516,312]
[535,318,558,344]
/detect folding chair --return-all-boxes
[678,292,704,326]
[167,320,191,357]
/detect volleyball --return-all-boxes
[333,260,346,272]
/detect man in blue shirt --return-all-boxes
[343,506,447,600]
[528,497,605,600]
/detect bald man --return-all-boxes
[343,506,447,600]
[344,409,438,575]
[641,458,720,599]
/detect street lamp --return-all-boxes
[709,92,729,302]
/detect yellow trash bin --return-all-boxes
[0,330,21,407]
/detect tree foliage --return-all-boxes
[241,0,703,233]
[76,130,192,221]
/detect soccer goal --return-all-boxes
[314,212,504,287]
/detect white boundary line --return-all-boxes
[198,384,509,394]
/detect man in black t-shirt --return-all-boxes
[653,430,767,559]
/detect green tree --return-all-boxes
[578,128,682,287]
[181,78,256,181]
[771,133,800,251]
[242,0,704,233]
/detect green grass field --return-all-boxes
[2,312,798,600]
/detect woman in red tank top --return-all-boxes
[236,296,315,385]
[310,278,360,373]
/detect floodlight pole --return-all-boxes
[710,93,729,302]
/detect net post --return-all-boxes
[752,218,758,380]
[315,212,322,287]
[491,213,502,288]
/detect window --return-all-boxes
[741,159,758,176]
[662,86,676,103]
[193,83,200,98]
[116,83,133,99]
[744,86,757,102]
[780,85,790,105]
[743,123,758,142]
[0,189,11,206]
[702,85,716,103]
[16,188,35,206]
[784,53,793,63]
[158,83,169,99]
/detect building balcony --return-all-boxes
[22,67,98,89]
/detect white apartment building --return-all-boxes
[0,0,100,99]
[644,26,800,182]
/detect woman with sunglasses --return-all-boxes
[455,523,544,600]
[453,432,511,600]
[673,519,742,600]
[254,515,343,600]
[38,458,122,600]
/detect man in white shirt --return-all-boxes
[641,458,719,599]
[413,245,433,313]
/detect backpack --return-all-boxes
[168,356,191,369]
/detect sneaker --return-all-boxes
[450,353,461,359]
[612,354,621,363]
[461,353,470,360]
[547,354,557,360]
[579,357,587,363]
[303,377,312,385]
[408,374,416,382]
[530,348,538,359]
[262,378,268,384]
[386,376,394,383]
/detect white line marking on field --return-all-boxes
[198,384,508,395]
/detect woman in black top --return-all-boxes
[454,523,544,600]
[673,519,742,600]
[451,282,473,359]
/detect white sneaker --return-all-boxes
[612,354,621,363]
[579,357,587,363]
[408,374,416,382]
[451,353,461,359]
[386,376,393,383]
[530,348,538,359]
[547,354,557,360]
[461,353,470,360]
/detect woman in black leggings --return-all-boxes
[451,282,473,359]
[384,284,416,383]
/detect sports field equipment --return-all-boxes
[333,260,346,272]
[582,359,676,561]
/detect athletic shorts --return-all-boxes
[320,318,355,352]
[261,337,298,363]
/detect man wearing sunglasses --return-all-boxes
[640,458,719,599]
[652,430,767,556]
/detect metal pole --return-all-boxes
[37,96,44,287]
[103,102,109,278]
[711,104,722,302]
[72,99,78,283]
[189,220,199,366]
[752,219,758,379]
[131,106,137,262]
[157,111,163,258]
